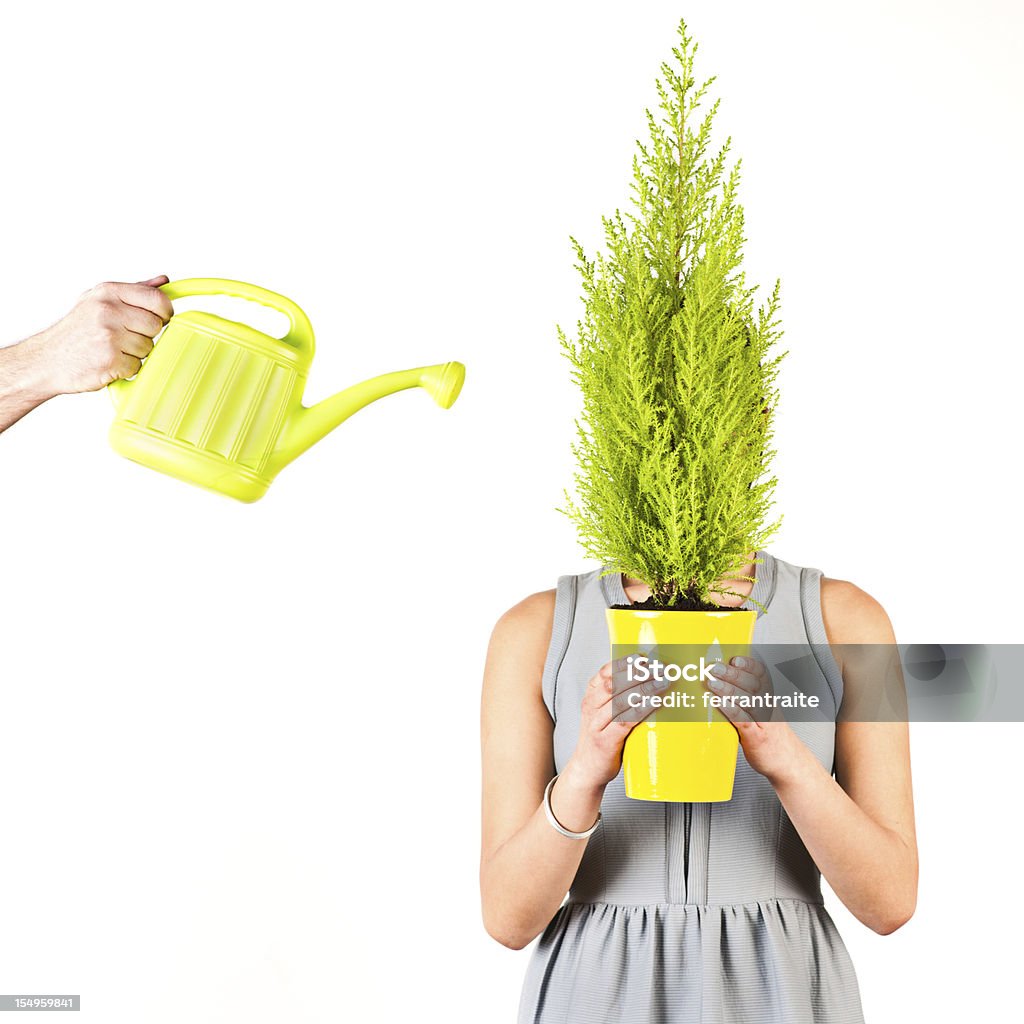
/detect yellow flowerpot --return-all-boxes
[606,606,757,802]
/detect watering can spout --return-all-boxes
[106,278,467,502]
[274,361,465,471]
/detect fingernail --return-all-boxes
[708,675,723,690]
[734,657,748,668]
[710,663,728,677]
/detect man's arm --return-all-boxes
[0,339,56,432]
[0,276,173,434]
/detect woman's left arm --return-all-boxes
[710,579,917,935]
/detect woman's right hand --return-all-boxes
[562,656,666,791]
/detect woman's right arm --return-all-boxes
[479,592,640,950]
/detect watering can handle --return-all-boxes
[159,278,315,360]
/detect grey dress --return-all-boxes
[518,552,864,1024]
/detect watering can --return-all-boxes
[107,279,465,502]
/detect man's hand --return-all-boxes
[0,275,172,434]
[27,276,173,396]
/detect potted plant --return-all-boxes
[560,18,786,802]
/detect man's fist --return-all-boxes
[33,276,173,396]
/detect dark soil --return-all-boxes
[611,595,734,613]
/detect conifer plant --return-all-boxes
[561,18,785,612]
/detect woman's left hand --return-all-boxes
[706,657,805,785]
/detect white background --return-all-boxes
[1,1,1020,1021]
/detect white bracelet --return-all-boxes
[543,775,602,839]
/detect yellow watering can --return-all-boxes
[108,279,465,502]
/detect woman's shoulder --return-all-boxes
[488,588,557,655]
[483,589,558,710]
[768,551,895,644]
[819,575,896,644]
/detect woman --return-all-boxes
[480,550,916,1024]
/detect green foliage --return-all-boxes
[560,18,786,610]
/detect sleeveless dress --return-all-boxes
[518,552,865,1024]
